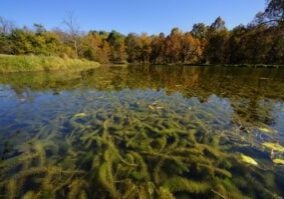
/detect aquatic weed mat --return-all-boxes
[0,89,283,199]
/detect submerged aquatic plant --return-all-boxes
[1,100,283,199]
[0,66,284,198]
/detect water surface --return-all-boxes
[0,65,284,198]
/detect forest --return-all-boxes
[0,0,283,65]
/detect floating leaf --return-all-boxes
[258,127,276,134]
[240,154,258,166]
[74,113,87,118]
[262,142,284,152]
[272,159,284,165]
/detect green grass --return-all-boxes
[0,54,100,73]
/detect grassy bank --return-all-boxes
[0,55,100,73]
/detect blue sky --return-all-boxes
[0,0,265,35]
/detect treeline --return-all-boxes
[0,0,283,65]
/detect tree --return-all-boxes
[33,24,46,35]
[210,17,226,31]
[0,34,11,54]
[150,33,166,64]
[139,33,152,63]
[182,33,202,64]
[0,17,14,54]
[225,25,248,64]
[165,28,183,63]
[125,33,142,63]
[63,12,81,58]
[0,16,14,35]
[9,28,33,54]
[205,17,229,64]
[107,31,127,63]
[191,23,208,39]
[265,0,284,23]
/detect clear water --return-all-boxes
[0,65,284,198]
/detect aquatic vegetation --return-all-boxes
[1,102,283,198]
[0,66,284,198]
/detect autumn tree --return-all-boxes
[191,23,208,39]
[139,33,152,63]
[165,28,183,63]
[107,31,127,63]
[150,33,166,64]
[0,0,282,66]
[125,33,142,63]
[181,33,202,64]
[82,31,112,63]
[205,17,229,64]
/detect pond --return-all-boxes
[0,65,284,198]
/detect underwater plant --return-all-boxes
[0,66,284,198]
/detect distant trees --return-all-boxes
[107,31,127,63]
[81,31,112,63]
[205,17,229,64]
[7,26,63,56]
[150,33,166,64]
[0,17,14,54]
[0,0,283,65]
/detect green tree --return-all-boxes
[226,25,248,64]
[205,17,229,64]
[9,29,33,54]
[191,23,208,39]
[107,31,127,63]
[126,33,142,63]
[210,16,226,31]
[150,33,166,64]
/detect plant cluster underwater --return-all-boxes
[0,65,284,199]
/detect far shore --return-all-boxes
[0,54,100,73]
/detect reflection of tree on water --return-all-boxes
[230,78,277,128]
[1,66,284,129]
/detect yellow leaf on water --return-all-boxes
[258,127,276,134]
[262,142,284,152]
[74,113,87,118]
[240,154,258,166]
[272,159,284,165]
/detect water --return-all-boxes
[0,65,284,198]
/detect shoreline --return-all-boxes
[0,55,100,73]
